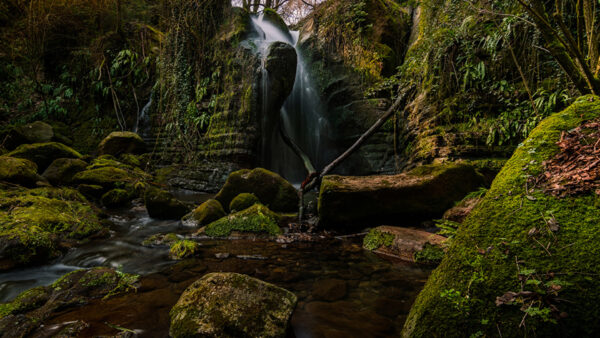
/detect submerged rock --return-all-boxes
[0,157,42,187]
[5,142,82,172]
[183,199,226,226]
[98,131,145,156]
[318,163,486,228]
[215,168,298,213]
[201,204,282,237]
[42,158,88,186]
[403,96,600,337]
[229,192,260,212]
[363,226,446,264]
[169,272,297,338]
[144,186,189,220]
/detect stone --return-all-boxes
[72,166,141,191]
[183,199,226,226]
[17,121,54,144]
[215,168,298,213]
[318,163,486,229]
[0,157,42,187]
[97,131,145,156]
[100,189,131,208]
[229,192,260,212]
[363,226,447,264]
[201,204,282,237]
[42,158,88,186]
[144,186,189,220]
[169,272,297,338]
[5,142,82,172]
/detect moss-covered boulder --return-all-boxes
[318,163,486,229]
[169,240,200,260]
[42,158,88,186]
[100,189,131,208]
[201,204,282,237]
[183,199,226,226]
[403,96,600,337]
[2,121,54,150]
[72,166,139,191]
[229,193,260,212]
[5,142,82,172]
[169,272,297,338]
[215,168,298,213]
[0,157,42,187]
[363,226,446,264]
[0,267,138,336]
[144,186,190,220]
[97,131,145,156]
[0,186,106,270]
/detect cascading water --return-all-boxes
[250,15,334,184]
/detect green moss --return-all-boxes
[185,199,226,225]
[403,96,600,337]
[203,204,282,237]
[169,240,199,260]
[142,233,179,246]
[0,156,39,186]
[414,243,445,265]
[229,193,260,212]
[72,166,143,189]
[363,229,394,250]
[101,189,131,208]
[5,142,82,171]
[0,286,49,319]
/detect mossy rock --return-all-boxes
[318,163,486,229]
[142,233,180,247]
[202,204,282,238]
[229,193,260,212]
[5,142,82,172]
[2,121,54,150]
[72,166,139,191]
[183,199,226,226]
[87,154,136,171]
[0,157,42,187]
[169,272,297,338]
[101,189,131,208]
[144,186,190,220]
[363,226,447,264]
[76,184,105,200]
[215,168,298,213]
[0,186,106,270]
[97,131,145,156]
[403,96,600,337]
[169,240,200,260]
[118,153,141,168]
[42,158,88,186]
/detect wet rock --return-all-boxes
[215,168,298,213]
[312,279,347,302]
[98,131,145,156]
[263,41,297,125]
[0,157,42,187]
[318,163,486,228]
[363,226,446,264]
[169,240,200,260]
[42,158,88,186]
[142,233,179,247]
[169,272,297,338]
[101,189,131,208]
[182,199,226,226]
[200,204,282,237]
[229,192,260,212]
[144,186,189,220]
[5,142,82,172]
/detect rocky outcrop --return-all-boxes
[169,272,297,338]
[0,157,42,187]
[403,96,600,337]
[144,186,190,220]
[318,163,486,228]
[363,226,446,264]
[97,131,145,156]
[42,158,88,186]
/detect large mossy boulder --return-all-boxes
[363,226,446,264]
[229,193,260,212]
[201,204,282,237]
[144,186,189,220]
[42,158,88,186]
[97,131,145,156]
[215,168,298,213]
[0,186,106,271]
[0,267,138,337]
[169,272,297,338]
[72,166,139,191]
[5,142,82,172]
[403,96,600,337]
[1,121,54,150]
[183,199,226,226]
[0,157,42,187]
[318,163,486,228]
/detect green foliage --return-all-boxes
[363,229,394,250]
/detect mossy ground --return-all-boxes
[403,96,600,337]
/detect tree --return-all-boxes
[516,0,600,95]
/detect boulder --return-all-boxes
[72,166,139,191]
[42,158,88,186]
[0,157,42,187]
[363,226,446,264]
[229,193,260,212]
[169,272,297,338]
[403,96,600,337]
[142,233,180,247]
[97,131,145,156]
[183,199,226,226]
[144,186,189,220]
[5,142,82,172]
[100,189,131,208]
[2,121,54,150]
[318,163,486,229]
[201,204,282,237]
[215,168,298,213]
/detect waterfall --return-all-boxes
[250,15,331,184]
[135,94,153,137]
